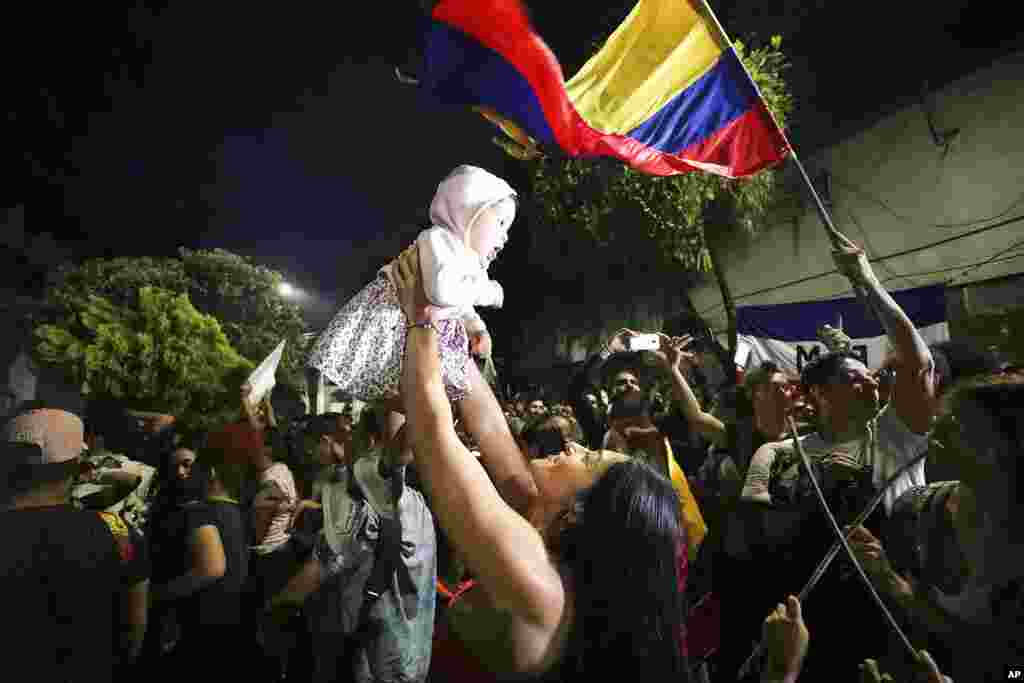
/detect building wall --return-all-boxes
[688,51,1024,332]
[509,51,1024,383]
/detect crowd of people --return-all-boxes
[3,165,1022,683]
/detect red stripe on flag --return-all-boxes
[677,101,790,177]
[432,0,588,154]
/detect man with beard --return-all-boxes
[738,233,937,682]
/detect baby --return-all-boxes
[308,165,516,402]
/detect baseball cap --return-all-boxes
[2,408,84,465]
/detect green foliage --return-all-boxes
[35,287,254,430]
[525,37,797,274]
[177,248,309,393]
[955,307,1024,364]
[45,248,309,394]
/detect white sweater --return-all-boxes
[380,227,503,335]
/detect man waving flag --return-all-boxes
[421,0,789,178]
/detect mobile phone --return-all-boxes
[627,334,660,352]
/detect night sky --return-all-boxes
[5,1,1021,328]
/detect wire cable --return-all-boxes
[843,202,923,289]
[795,252,1024,307]
[833,177,1024,231]
[698,212,1024,316]
[736,446,931,679]
[789,416,918,659]
[736,418,921,679]
[948,236,1024,286]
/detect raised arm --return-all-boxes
[392,249,564,630]
[418,228,504,309]
[832,232,935,433]
[152,524,226,603]
[741,442,775,505]
[741,443,811,546]
[262,396,277,428]
[240,384,262,430]
[656,334,727,447]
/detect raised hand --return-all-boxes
[845,524,914,600]
[763,595,810,681]
[389,244,433,324]
[470,332,493,358]
[859,658,895,683]
[670,335,699,369]
[858,650,947,683]
[831,233,876,286]
[606,328,640,355]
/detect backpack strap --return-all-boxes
[351,460,405,644]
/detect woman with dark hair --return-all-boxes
[148,449,249,676]
[140,441,207,665]
[557,458,689,676]
[391,250,696,681]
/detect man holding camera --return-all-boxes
[569,329,710,555]
[570,328,725,450]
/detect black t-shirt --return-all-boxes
[148,503,193,584]
[178,500,248,629]
[0,505,150,682]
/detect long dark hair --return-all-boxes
[559,459,690,680]
[151,432,206,505]
[194,447,247,502]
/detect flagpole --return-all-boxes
[696,3,903,680]
[697,0,887,324]
[696,0,845,250]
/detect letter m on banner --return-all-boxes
[734,285,949,375]
[795,344,821,372]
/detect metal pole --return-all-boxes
[697,0,886,330]
[697,0,843,247]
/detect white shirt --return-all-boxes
[741,406,929,514]
[380,227,503,335]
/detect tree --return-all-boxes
[517,35,801,368]
[34,286,254,430]
[44,248,310,396]
[529,37,794,269]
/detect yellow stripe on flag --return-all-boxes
[665,439,707,561]
[566,0,723,134]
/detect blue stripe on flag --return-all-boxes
[423,21,558,145]
[626,50,755,154]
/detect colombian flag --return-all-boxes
[423,0,790,178]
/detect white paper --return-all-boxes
[247,340,286,407]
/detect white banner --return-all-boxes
[736,285,949,374]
